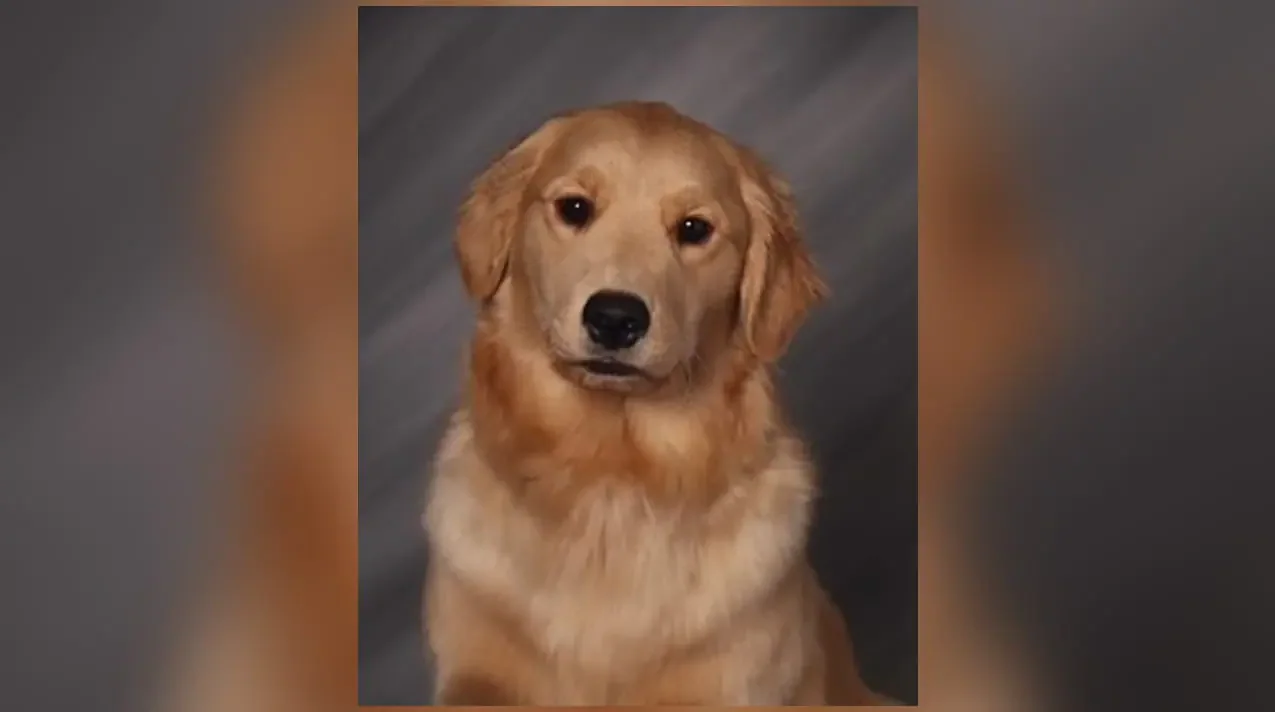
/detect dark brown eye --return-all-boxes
[676,216,714,245]
[554,196,593,228]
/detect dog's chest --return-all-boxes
[433,474,752,675]
[521,488,708,669]
[427,414,818,702]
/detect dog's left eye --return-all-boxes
[676,217,714,246]
[555,196,594,228]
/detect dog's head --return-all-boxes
[455,102,826,395]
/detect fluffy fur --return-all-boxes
[422,101,888,706]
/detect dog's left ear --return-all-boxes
[734,147,829,363]
[454,117,567,301]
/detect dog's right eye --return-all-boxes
[554,196,594,228]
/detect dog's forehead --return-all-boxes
[547,110,735,182]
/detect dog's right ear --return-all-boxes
[454,117,567,301]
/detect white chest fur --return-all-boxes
[423,416,815,679]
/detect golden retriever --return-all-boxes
[422,101,891,706]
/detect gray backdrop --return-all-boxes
[358,6,917,705]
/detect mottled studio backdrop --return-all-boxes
[358,6,917,705]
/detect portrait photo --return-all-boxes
[358,5,917,706]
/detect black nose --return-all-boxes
[582,290,650,350]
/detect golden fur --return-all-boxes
[422,101,888,706]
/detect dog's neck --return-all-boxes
[465,307,784,521]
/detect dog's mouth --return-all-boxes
[578,358,644,378]
[553,353,658,393]
[555,356,669,395]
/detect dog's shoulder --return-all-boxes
[423,408,532,590]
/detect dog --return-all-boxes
[422,101,890,706]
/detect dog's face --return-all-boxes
[455,102,826,394]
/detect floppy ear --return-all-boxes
[735,148,829,363]
[454,118,565,301]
